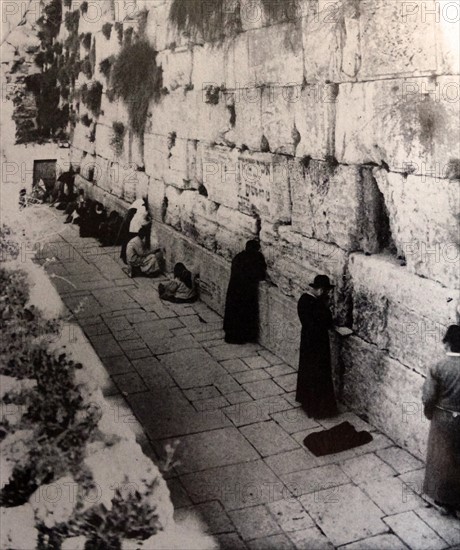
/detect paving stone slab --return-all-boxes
[265,364,295,378]
[340,453,397,483]
[193,396,230,411]
[214,533,248,550]
[125,311,160,324]
[162,427,260,474]
[234,370,271,384]
[300,484,389,547]
[226,391,254,405]
[317,411,377,433]
[104,316,132,332]
[112,328,139,341]
[208,343,264,361]
[383,511,448,550]
[184,386,221,402]
[221,359,251,374]
[159,348,228,389]
[119,339,149,352]
[134,362,176,390]
[229,505,281,540]
[243,379,284,400]
[267,498,314,533]
[171,327,191,336]
[273,374,297,392]
[112,372,148,395]
[88,333,123,358]
[175,501,234,534]
[223,396,291,427]
[271,409,320,434]
[359,476,426,515]
[288,526,334,549]
[101,354,133,376]
[243,356,271,370]
[166,477,193,508]
[398,469,425,496]
[241,421,299,457]
[281,464,350,497]
[214,374,245,395]
[415,507,460,547]
[124,348,153,360]
[148,334,201,355]
[247,534,295,549]
[180,460,285,510]
[264,449,319,476]
[83,323,111,337]
[339,533,409,550]
[257,350,283,365]
[194,329,226,342]
[376,447,425,475]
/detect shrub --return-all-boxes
[114,22,123,44]
[110,121,126,156]
[102,22,112,40]
[111,41,162,135]
[80,113,92,126]
[80,32,92,50]
[81,81,103,115]
[99,56,115,80]
[65,10,80,33]
[81,56,93,78]
[80,1,88,13]
[124,27,134,46]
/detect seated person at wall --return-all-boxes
[51,169,75,207]
[126,225,162,278]
[98,210,123,247]
[118,196,150,264]
[158,263,198,304]
[80,201,107,238]
[64,189,85,224]
[223,240,267,345]
[422,325,460,518]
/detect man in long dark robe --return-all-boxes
[223,240,266,345]
[422,325,460,517]
[296,274,338,419]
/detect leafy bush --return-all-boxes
[110,121,126,156]
[99,56,115,80]
[111,41,162,135]
[102,22,112,40]
[114,22,123,44]
[81,81,103,115]
[80,1,88,13]
[80,113,92,127]
[81,56,93,78]
[124,27,134,46]
[80,32,92,50]
[65,10,80,33]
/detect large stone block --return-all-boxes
[201,145,240,208]
[291,161,385,252]
[302,0,360,83]
[247,21,304,86]
[147,177,166,222]
[261,224,350,323]
[342,335,429,459]
[335,76,460,175]
[348,253,459,375]
[359,0,437,80]
[215,205,259,260]
[165,138,198,189]
[144,132,169,181]
[192,43,227,89]
[373,168,460,289]
[231,87,263,151]
[436,6,460,74]
[163,184,183,230]
[179,191,219,251]
[237,151,291,223]
[148,90,197,140]
[225,33,251,88]
[72,122,95,156]
[158,47,193,91]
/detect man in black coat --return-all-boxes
[223,240,266,345]
[296,274,338,419]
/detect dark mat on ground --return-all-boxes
[303,421,373,456]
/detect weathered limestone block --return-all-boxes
[192,44,227,89]
[247,22,304,86]
[291,161,385,252]
[72,123,95,156]
[201,145,240,208]
[30,476,76,528]
[165,138,198,189]
[374,168,460,289]
[163,185,183,230]
[149,91,198,140]
[348,253,458,375]
[225,33,251,88]
[436,9,460,74]
[238,151,291,223]
[193,89,234,144]
[342,335,429,459]
[144,133,169,181]
[359,0,437,80]
[302,0,360,83]
[239,0,268,31]
[215,205,259,260]
[158,48,193,91]
[199,247,232,314]
[231,86,263,151]
[147,177,166,222]
[335,76,460,175]
[260,86,297,155]
[292,83,336,159]
[259,283,301,368]
[95,123,116,161]
[92,155,111,191]
[261,224,350,323]
[144,0,170,51]
[178,191,219,250]
[0,504,38,550]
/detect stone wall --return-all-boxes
[55,0,459,458]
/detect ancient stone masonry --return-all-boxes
[8,0,460,458]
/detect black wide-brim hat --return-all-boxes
[309,274,335,290]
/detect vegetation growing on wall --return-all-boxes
[114,22,123,44]
[110,121,126,156]
[111,41,162,135]
[80,32,92,50]
[81,81,103,115]
[99,56,116,80]
[102,22,112,40]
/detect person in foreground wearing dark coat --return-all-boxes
[422,324,460,517]
[223,239,266,345]
[296,274,338,419]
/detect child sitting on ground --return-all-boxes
[158,263,198,304]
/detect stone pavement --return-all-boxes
[32,206,460,550]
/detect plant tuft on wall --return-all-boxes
[102,22,112,40]
[110,121,126,156]
[80,32,92,50]
[99,56,116,80]
[111,40,163,135]
[81,81,103,116]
